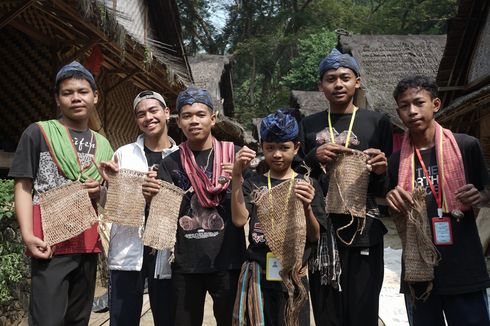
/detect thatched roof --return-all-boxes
[188,54,234,116]
[290,91,329,116]
[0,0,191,158]
[339,34,447,128]
[437,0,489,108]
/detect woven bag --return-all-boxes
[393,187,439,300]
[104,169,146,227]
[253,179,307,326]
[39,181,97,246]
[143,180,185,251]
[326,150,369,245]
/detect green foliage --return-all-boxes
[282,30,337,91]
[0,179,25,304]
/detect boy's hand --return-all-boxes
[84,178,101,200]
[294,179,315,209]
[24,234,52,259]
[386,186,414,215]
[364,148,387,175]
[93,155,119,182]
[455,184,485,207]
[315,143,351,164]
[142,170,161,202]
[233,146,256,177]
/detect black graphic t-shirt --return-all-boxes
[157,145,246,273]
[8,122,104,254]
[299,108,393,247]
[388,133,490,295]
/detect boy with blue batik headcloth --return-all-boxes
[142,86,246,326]
[231,109,327,326]
[299,48,393,326]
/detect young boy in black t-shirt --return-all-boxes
[231,109,323,326]
[299,48,392,326]
[142,87,246,326]
[386,76,490,326]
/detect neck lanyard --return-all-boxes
[328,106,358,148]
[267,171,296,226]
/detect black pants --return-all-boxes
[172,270,240,326]
[405,290,490,326]
[261,276,310,326]
[29,253,97,326]
[109,247,175,326]
[309,240,384,326]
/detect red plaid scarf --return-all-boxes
[180,137,235,208]
[398,122,469,212]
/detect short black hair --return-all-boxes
[393,75,438,103]
[54,71,97,94]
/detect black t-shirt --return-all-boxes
[157,145,246,273]
[9,123,96,202]
[243,174,327,267]
[388,133,490,295]
[144,146,166,219]
[299,108,393,247]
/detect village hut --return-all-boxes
[0,0,192,175]
[435,0,489,164]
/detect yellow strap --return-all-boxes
[328,106,358,148]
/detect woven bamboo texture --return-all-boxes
[104,169,146,227]
[39,181,97,246]
[253,179,307,326]
[393,187,439,284]
[326,150,369,217]
[143,180,185,250]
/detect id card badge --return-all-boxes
[431,217,453,245]
[266,252,282,281]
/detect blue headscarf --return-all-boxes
[55,61,96,90]
[176,86,214,112]
[260,109,299,142]
[319,48,360,79]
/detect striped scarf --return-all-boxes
[179,138,234,208]
[398,122,468,213]
[233,261,265,326]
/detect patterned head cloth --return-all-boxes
[260,109,299,142]
[176,86,214,112]
[55,61,96,90]
[319,48,360,79]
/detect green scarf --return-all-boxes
[37,120,114,182]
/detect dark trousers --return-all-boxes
[29,253,98,326]
[405,290,490,326]
[172,270,240,326]
[309,240,384,326]
[109,247,175,326]
[261,277,310,326]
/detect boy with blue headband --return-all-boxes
[231,108,325,326]
[299,48,393,326]
[142,86,246,326]
[9,61,113,325]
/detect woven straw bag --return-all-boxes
[326,150,369,245]
[143,180,185,250]
[393,187,439,300]
[39,181,98,246]
[253,179,307,326]
[104,169,146,227]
